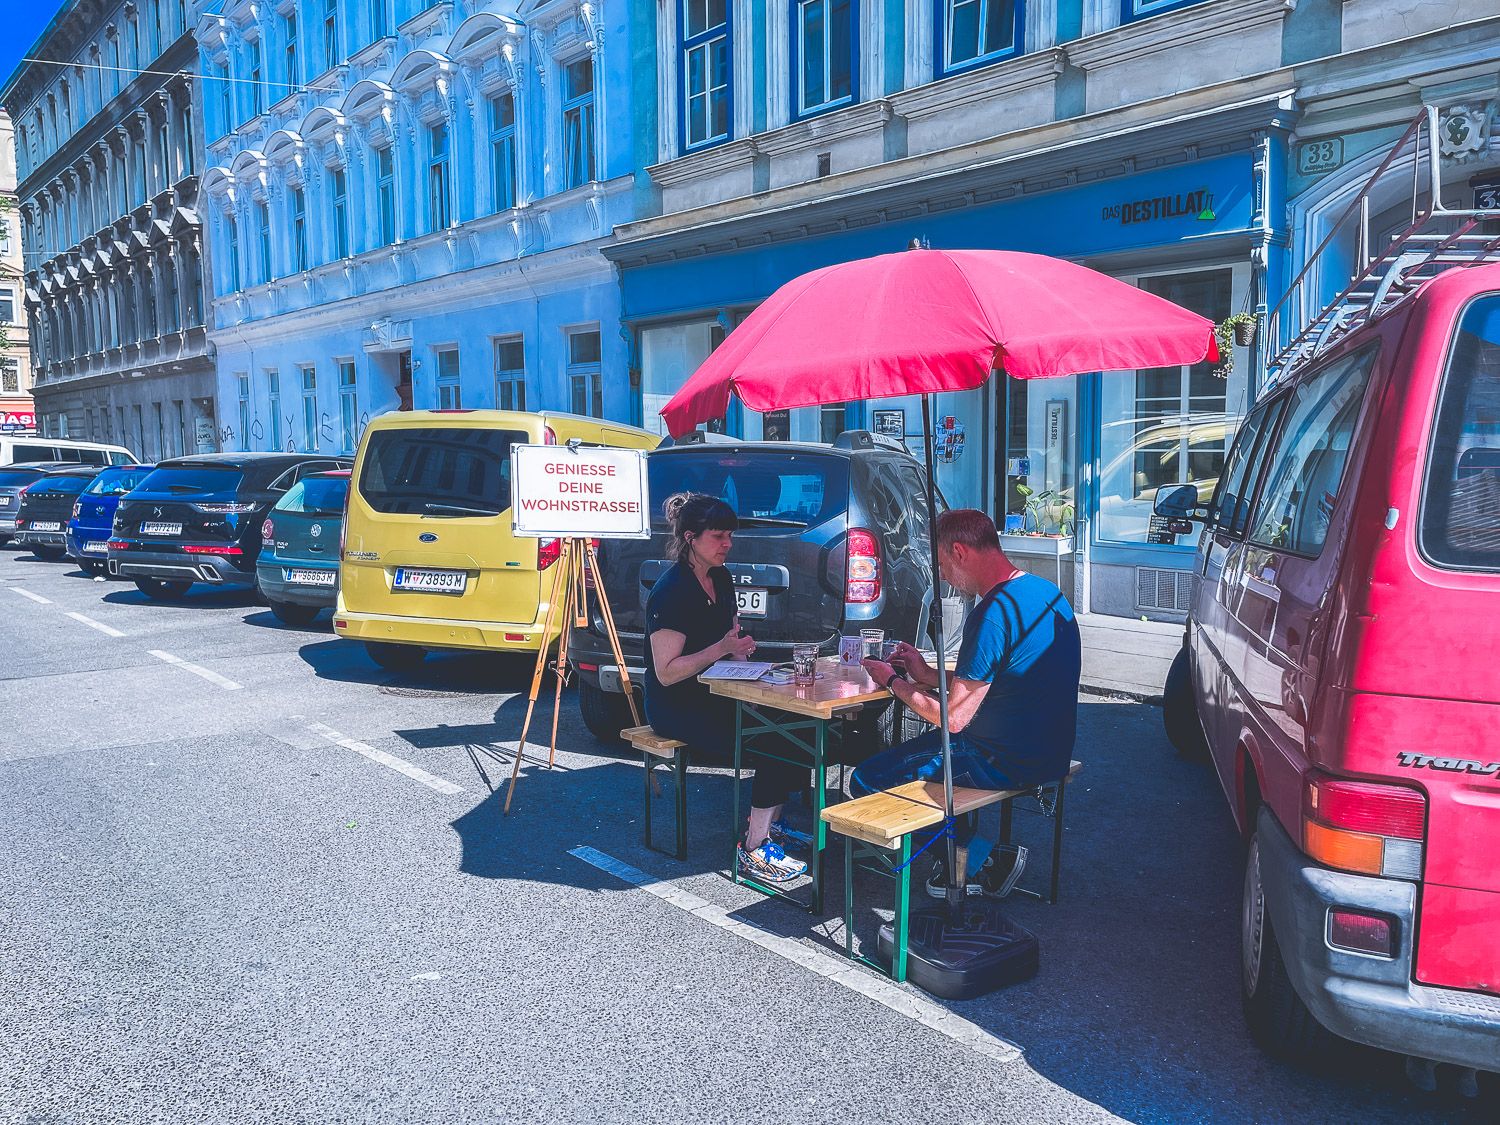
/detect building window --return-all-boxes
[0,289,14,324]
[301,365,318,451]
[338,360,358,452]
[267,369,282,450]
[427,122,451,230]
[226,215,242,292]
[1123,0,1205,22]
[489,93,518,212]
[436,347,461,409]
[937,0,1021,75]
[1,359,19,394]
[292,186,308,271]
[567,329,603,417]
[157,116,172,190]
[284,11,299,87]
[794,0,856,117]
[819,402,848,444]
[324,0,340,71]
[249,39,264,118]
[179,101,195,177]
[162,258,179,333]
[681,0,731,150]
[331,168,349,258]
[375,145,395,245]
[154,402,166,460]
[494,336,525,411]
[176,400,188,458]
[371,0,390,41]
[217,63,232,135]
[0,215,9,254]
[256,201,272,281]
[562,58,596,190]
[237,372,250,451]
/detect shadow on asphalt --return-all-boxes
[432,696,1483,1123]
[239,608,334,634]
[101,586,261,610]
[295,637,541,694]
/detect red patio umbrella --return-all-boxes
[661,247,1217,907]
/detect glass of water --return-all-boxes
[792,644,819,685]
[860,628,885,661]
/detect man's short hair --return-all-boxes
[936,509,1001,552]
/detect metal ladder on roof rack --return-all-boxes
[1268,106,1500,383]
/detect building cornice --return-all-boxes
[1065,0,1296,71]
[888,48,1066,121]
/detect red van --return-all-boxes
[1158,230,1500,1083]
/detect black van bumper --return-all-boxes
[1258,807,1500,1072]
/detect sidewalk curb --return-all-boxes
[1082,683,1164,706]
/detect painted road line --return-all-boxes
[569,846,1023,1066]
[306,721,465,796]
[64,611,126,638]
[146,649,244,691]
[8,587,52,604]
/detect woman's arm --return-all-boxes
[651,626,734,687]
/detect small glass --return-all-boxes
[792,644,819,685]
[860,628,885,661]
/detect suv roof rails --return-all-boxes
[832,429,910,454]
[660,430,740,447]
[1268,105,1500,383]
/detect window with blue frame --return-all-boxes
[680,0,731,150]
[562,58,596,189]
[793,0,856,118]
[489,93,517,212]
[1122,0,1205,22]
[937,0,1021,76]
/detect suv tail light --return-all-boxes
[538,537,561,570]
[845,528,881,604]
[71,501,82,520]
[1303,773,1425,880]
[192,501,258,514]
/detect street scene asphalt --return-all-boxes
[0,552,1483,1124]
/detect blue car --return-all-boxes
[255,470,349,626]
[67,463,155,574]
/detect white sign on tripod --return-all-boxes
[510,443,651,540]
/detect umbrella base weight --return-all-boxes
[878,899,1039,1000]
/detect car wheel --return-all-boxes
[134,578,192,600]
[579,679,633,745]
[1241,829,1333,1060]
[365,640,426,672]
[1163,647,1210,760]
[269,600,321,627]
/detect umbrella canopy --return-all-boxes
[661,248,1220,437]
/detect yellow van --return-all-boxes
[334,410,658,670]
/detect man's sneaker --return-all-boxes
[923,845,1029,900]
[738,839,807,883]
[770,819,814,851]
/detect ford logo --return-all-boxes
[419,532,438,543]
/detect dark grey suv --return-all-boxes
[571,430,958,746]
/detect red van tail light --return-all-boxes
[1327,909,1397,958]
[846,528,881,604]
[1303,773,1425,880]
[537,537,561,570]
[543,426,557,445]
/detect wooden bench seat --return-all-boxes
[623,725,687,758]
[623,726,689,859]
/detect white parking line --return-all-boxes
[305,721,465,796]
[568,846,1024,1066]
[63,611,126,638]
[8,587,51,604]
[147,649,244,691]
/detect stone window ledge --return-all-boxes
[889,48,1067,121]
[1066,0,1296,71]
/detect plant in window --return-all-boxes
[1014,484,1073,536]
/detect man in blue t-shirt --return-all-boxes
[856,508,1081,900]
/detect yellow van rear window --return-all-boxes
[359,427,528,517]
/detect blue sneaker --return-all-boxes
[738,838,807,883]
[770,819,814,851]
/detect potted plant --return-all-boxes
[1213,313,1260,378]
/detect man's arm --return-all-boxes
[890,674,991,732]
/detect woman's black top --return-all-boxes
[643,561,735,738]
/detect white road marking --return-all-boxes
[8,587,51,604]
[146,649,244,691]
[63,611,126,638]
[305,721,465,796]
[569,846,1024,1066]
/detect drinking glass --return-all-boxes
[860,628,885,661]
[792,644,819,685]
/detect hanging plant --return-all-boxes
[1212,313,1259,379]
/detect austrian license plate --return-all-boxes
[393,567,467,595]
[141,521,182,535]
[286,567,336,587]
[31,521,61,532]
[83,540,109,554]
[735,588,768,617]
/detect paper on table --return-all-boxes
[700,660,777,681]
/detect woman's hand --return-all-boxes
[718,625,757,661]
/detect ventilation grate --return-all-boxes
[1136,567,1194,612]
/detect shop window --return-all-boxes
[494,336,526,411]
[640,321,724,436]
[819,402,848,444]
[568,329,603,417]
[681,0,731,150]
[436,348,461,410]
[937,0,1021,77]
[338,360,358,453]
[793,0,856,118]
[301,365,319,451]
[562,58,596,189]
[489,93,518,213]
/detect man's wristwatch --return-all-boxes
[883,671,901,691]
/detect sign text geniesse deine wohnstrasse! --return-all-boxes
[510,444,652,539]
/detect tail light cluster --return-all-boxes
[537,537,561,570]
[183,544,243,556]
[845,528,881,604]
[192,501,258,514]
[1302,773,1425,880]
[71,502,82,520]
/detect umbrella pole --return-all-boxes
[920,395,962,907]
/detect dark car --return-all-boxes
[108,453,351,600]
[255,470,350,626]
[0,462,78,546]
[13,465,104,560]
[67,463,156,574]
[571,430,957,744]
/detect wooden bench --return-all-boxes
[821,761,1082,982]
[623,726,689,860]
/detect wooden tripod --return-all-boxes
[503,538,640,814]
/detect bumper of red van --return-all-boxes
[1258,808,1500,1073]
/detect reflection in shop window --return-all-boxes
[819,402,847,445]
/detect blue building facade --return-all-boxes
[195,0,644,455]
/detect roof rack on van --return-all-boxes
[660,430,739,447]
[1268,106,1500,383]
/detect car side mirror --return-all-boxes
[1153,484,1205,521]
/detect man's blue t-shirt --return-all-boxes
[953,572,1081,787]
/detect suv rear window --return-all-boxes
[135,464,245,496]
[278,476,349,515]
[1422,294,1500,571]
[649,452,849,526]
[359,427,527,516]
[0,469,43,488]
[28,474,94,494]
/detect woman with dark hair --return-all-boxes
[645,491,809,883]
